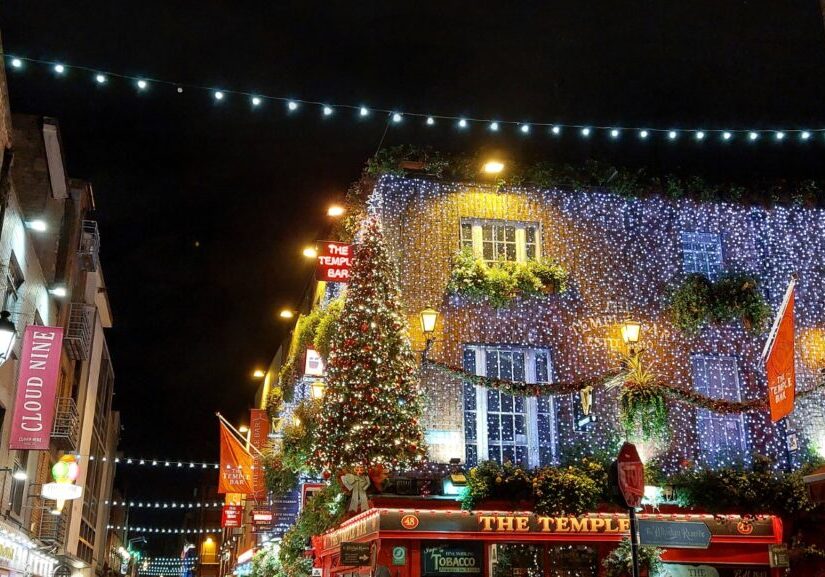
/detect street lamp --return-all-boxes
[419,308,439,335]
[310,381,326,400]
[327,204,345,218]
[278,309,295,320]
[419,308,440,360]
[0,311,16,367]
[482,160,505,175]
[0,467,27,481]
[302,246,318,258]
[252,369,265,379]
[621,319,642,355]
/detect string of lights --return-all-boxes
[142,558,199,563]
[83,456,221,468]
[5,54,824,144]
[105,500,232,508]
[107,525,221,534]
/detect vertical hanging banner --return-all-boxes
[9,326,64,450]
[762,278,797,422]
[250,408,270,500]
[315,241,352,282]
[218,422,254,494]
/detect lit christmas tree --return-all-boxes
[312,217,425,472]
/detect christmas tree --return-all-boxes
[312,217,425,472]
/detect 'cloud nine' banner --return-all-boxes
[9,326,64,450]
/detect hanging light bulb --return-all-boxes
[489,122,499,131]
[426,117,435,125]
[251,96,261,106]
[581,127,590,137]
[458,119,467,129]
[287,100,298,111]
[722,131,732,141]
[551,126,561,135]
[610,129,620,138]
[359,106,369,116]
[668,130,678,140]
[520,124,530,134]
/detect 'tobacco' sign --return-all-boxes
[316,241,352,282]
[10,326,64,450]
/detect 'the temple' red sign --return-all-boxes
[316,241,352,282]
[222,505,243,528]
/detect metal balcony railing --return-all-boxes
[78,220,100,272]
[65,303,96,360]
[27,490,68,545]
[51,397,80,451]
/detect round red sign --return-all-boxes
[400,514,420,530]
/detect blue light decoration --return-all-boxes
[366,174,825,473]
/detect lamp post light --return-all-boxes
[0,311,16,367]
[278,309,295,320]
[419,307,440,360]
[310,381,326,400]
[621,319,642,356]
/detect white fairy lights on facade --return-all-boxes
[369,175,825,472]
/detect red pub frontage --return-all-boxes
[312,503,783,577]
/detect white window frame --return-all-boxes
[680,231,724,279]
[464,345,557,468]
[690,355,748,468]
[460,219,541,263]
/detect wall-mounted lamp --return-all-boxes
[419,308,440,361]
[621,319,642,355]
[310,381,326,400]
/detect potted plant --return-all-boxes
[602,538,664,577]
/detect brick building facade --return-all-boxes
[371,175,825,471]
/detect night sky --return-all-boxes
[2,0,825,552]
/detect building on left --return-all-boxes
[0,39,121,577]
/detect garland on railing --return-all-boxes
[422,358,825,413]
[422,358,623,396]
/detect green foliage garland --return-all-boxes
[669,273,771,334]
[250,546,280,577]
[261,450,299,498]
[282,400,321,474]
[670,455,821,516]
[602,539,664,577]
[363,146,825,207]
[424,358,621,397]
[279,483,346,577]
[461,460,608,517]
[447,249,567,307]
[273,297,344,405]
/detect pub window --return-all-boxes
[691,355,748,468]
[680,231,723,280]
[460,219,540,264]
[462,345,557,468]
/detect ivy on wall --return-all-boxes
[447,248,568,307]
[668,273,772,334]
[364,146,825,207]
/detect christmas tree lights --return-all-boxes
[311,217,425,472]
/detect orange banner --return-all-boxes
[218,422,255,494]
[250,409,270,500]
[766,288,796,422]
